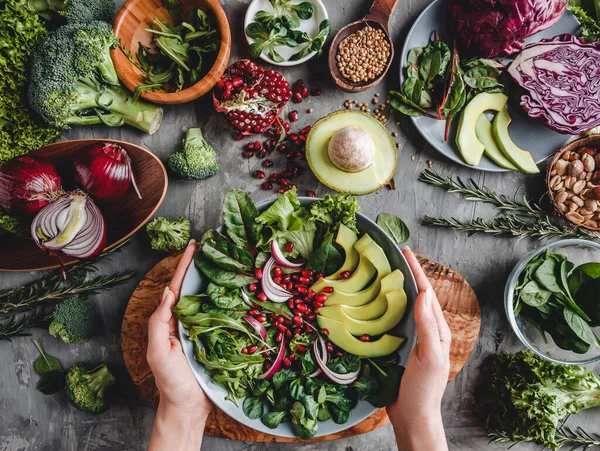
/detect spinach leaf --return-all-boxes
[306,235,342,276]
[402,77,431,108]
[519,281,552,307]
[563,307,599,346]
[463,66,501,90]
[327,353,360,374]
[534,259,563,293]
[290,378,305,400]
[243,396,264,419]
[290,400,305,421]
[352,372,378,398]
[261,411,287,429]
[325,391,353,412]
[329,404,350,424]
[301,395,319,420]
[425,40,451,77]
[406,47,423,79]
[365,362,403,408]
[252,379,270,397]
[201,230,255,274]
[317,403,331,421]
[559,260,575,299]
[223,190,262,252]
[376,213,410,244]
[36,371,66,395]
[569,263,600,295]
[172,294,204,317]
[419,50,441,89]
[195,254,257,288]
[33,340,62,375]
[180,311,252,336]
[272,368,296,389]
[200,302,246,320]
[576,278,600,327]
[206,283,245,310]
[294,417,318,439]
[301,349,317,374]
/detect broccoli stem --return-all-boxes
[186,127,204,142]
[28,0,66,18]
[98,41,120,86]
[82,365,115,397]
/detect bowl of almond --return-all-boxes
[547,136,600,231]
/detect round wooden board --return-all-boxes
[121,253,480,442]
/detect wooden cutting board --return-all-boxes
[121,253,480,442]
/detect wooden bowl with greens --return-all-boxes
[112,0,231,104]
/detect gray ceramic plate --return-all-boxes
[178,197,418,438]
[400,0,581,172]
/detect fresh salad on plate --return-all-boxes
[174,187,409,439]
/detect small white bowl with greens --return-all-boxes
[244,0,330,66]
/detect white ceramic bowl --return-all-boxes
[243,0,329,66]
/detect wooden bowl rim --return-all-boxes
[327,19,394,93]
[546,135,600,232]
[0,138,168,272]
[112,0,232,105]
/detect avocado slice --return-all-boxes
[306,110,398,195]
[340,270,405,320]
[311,253,375,294]
[456,93,508,166]
[317,315,404,357]
[492,108,539,174]
[475,115,518,171]
[327,224,360,279]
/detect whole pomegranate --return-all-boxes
[213,60,292,135]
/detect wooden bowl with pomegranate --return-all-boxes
[546,135,600,232]
[0,139,168,272]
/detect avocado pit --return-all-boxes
[327,125,376,173]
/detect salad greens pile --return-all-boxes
[514,251,600,354]
[569,0,600,41]
[174,188,403,438]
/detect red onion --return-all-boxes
[259,338,286,380]
[0,156,62,217]
[73,142,141,202]
[242,315,267,341]
[270,240,304,268]
[241,290,255,307]
[31,191,106,264]
[309,335,328,378]
[313,337,359,384]
[262,258,292,303]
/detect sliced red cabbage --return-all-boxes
[508,34,600,134]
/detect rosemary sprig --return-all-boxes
[420,170,600,241]
[488,425,600,450]
[0,304,55,340]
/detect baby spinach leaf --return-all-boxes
[569,263,600,295]
[352,373,378,399]
[376,213,410,244]
[563,307,599,347]
[206,283,245,310]
[389,90,429,117]
[576,278,600,327]
[520,281,552,307]
[534,259,563,293]
[317,403,331,421]
[420,50,441,89]
[172,294,204,317]
[36,371,66,395]
[261,411,287,429]
[243,396,264,419]
[195,255,257,288]
[33,340,62,375]
[201,230,255,274]
[301,395,319,420]
[223,190,262,252]
[290,401,306,421]
[306,236,342,276]
[365,363,403,408]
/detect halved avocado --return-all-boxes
[456,92,508,166]
[340,270,405,320]
[327,224,360,279]
[317,315,405,357]
[492,108,540,174]
[306,110,398,195]
[475,115,518,171]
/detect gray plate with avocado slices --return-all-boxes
[400,0,580,172]
[178,197,418,438]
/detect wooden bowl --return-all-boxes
[546,135,600,232]
[112,0,231,105]
[0,139,168,272]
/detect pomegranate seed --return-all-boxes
[296,344,307,353]
[273,266,283,277]
[249,308,260,316]
[360,334,372,342]
[299,277,311,285]
[301,126,311,134]
[301,87,308,98]
[340,271,352,279]
[314,301,324,309]
[273,276,282,284]
[256,315,267,323]
[287,299,295,309]
[295,303,307,313]
[292,316,303,326]
[288,353,295,361]
[294,310,302,317]
[297,286,307,294]
[287,281,294,291]
[254,268,263,279]
[269,172,279,181]
[301,269,314,278]
[293,327,302,335]
[289,110,299,122]
[305,312,316,321]
[269,312,277,320]
[283,358,292,368]
[315,273,323,280]
[246,142,256,151]
[286,151,296,160]
[256,292,267,302]
[278,187,289,194]
[307,289,316,299]
[316,294,327,302]
[336,350,344,358]
[262,159,274,168]
[277,316,285,323]
[285,330,293,339]
[293,93,303,103]
[283,275,291,283]
[248,345,258,354]
[275,332,283,342]
[326,342,334,353]
[285,242,294,253]
[261,182,273,190]
[289,133,298,141]
[321,286,334,294]
[293,79,305,93]
[254,170,265,179]
[321,328,329,336]
[307,190,316,198]
[248,283,258,293]
[257,149,267,158]
[264,361,272,370]
[276,323,288,332]
[310,88,321,96]
[242,150,253,158]
[283,121,291,132]
[303,323,312,333]
[241,347,248,354]
[283,317,292,326]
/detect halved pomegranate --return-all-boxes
[213,60,292,135]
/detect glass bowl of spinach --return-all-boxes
[505,239,600,365]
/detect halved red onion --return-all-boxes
[242,315,267,341]
[241,290,255,308]
[271,240,304,268]
[31,191,106,262]
[313,336,360,384]
[262,258,292,303]
[259,338,286,380]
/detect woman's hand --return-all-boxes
[147,240,212,451]
[387,247,451,451]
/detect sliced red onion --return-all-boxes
[242,315,267,341]
[313,336,360,385]
[270,240,304,268]
[31,191,106,262]
[309,335,328,378]
[241,290,254,307]
[259,338,286,380]
[262,258,292,303]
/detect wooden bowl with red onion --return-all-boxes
[0,139,167,272]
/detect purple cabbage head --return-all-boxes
[448,0,568,58]
[508,34,600,135]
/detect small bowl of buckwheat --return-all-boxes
[547,135,600,231]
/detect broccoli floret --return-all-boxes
[27,22,163,134]
[167,128,220,180]
[66,363,115,414]
[29,0,115,24]
[49,297,99,344]
[146,216,191,252]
